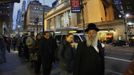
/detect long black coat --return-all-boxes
[73,41,104,75]
[39,38,54,62]
[38,37,56,75]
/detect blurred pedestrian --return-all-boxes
[12,37,17,51]
[73,23,105,75]
[49,33,58,63]
[38,31,55,75]
[17,36,23,57]
[26,32,36,66]
[123,59,134,75]
[5,36,11,53]
[22,33,29,61]
[34,33,42,74]
[0,35,6,64]
[59,33,76,75]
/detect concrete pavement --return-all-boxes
[105,44,134,75]
[0,51,61,75]
[0,51,35,75]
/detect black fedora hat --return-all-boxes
[85,23,99,32]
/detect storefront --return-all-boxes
[98,30,115,43]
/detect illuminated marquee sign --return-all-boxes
[70,0,81,13]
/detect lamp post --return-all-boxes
[17,25,20,35]
[124,13,130,41]
[43,6,45,32]
[80,0,86,34]
[34,17,39,33]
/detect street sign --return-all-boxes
[70,0,81,13]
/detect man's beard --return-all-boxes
[85,35,98,47]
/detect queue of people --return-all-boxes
[0,23,106,75]
[0,34,14,64]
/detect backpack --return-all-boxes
[26,36,35,48]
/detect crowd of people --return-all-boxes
[0,34,12,64]
[0,23,105,75]
[3,23,134,75]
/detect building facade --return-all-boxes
[25,0,43,33]
[45,0,115,29]
[113,0,134,40]
[16,0,27,32]
[21,0,26,31]
[45,0,78,30]
[16,9,22,31]
[44,0,134,41]
[0,3,14,34]
[45,0,122,41]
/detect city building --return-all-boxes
[0,3,14,34]
[52,0,58,8]
[25,0,43,33]
[16,9,22,31]
[43,5,51,12]
[113,0,134,40]
[44,0,120,41]
[16,9,22,26]
[45,0,115,29]
[15,0,27,32]
[21,0,26,31]
[122,0,134,39]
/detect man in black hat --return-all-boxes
[73,23,105,75]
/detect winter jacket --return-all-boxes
[73,41,104,75]
[59,40,75,72]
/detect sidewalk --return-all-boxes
[0,50,61,75]
[0,51,35,75]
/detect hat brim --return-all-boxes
[85,28,99,32]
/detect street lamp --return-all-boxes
[125,13,130,18]
[34,17,39,33]
[17,25,20,35]
[17,25,20,28]
[80,0,86,34]
[124,13,130,41]
[127,22,133,25]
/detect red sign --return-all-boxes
[70,0,81,13]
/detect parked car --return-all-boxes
[55,33,85,45]
[112,40,127,46]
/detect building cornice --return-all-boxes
[45,1,70,19]
[95,19,124,26]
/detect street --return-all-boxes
[0,45,134,75]
[105,44,134,75]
